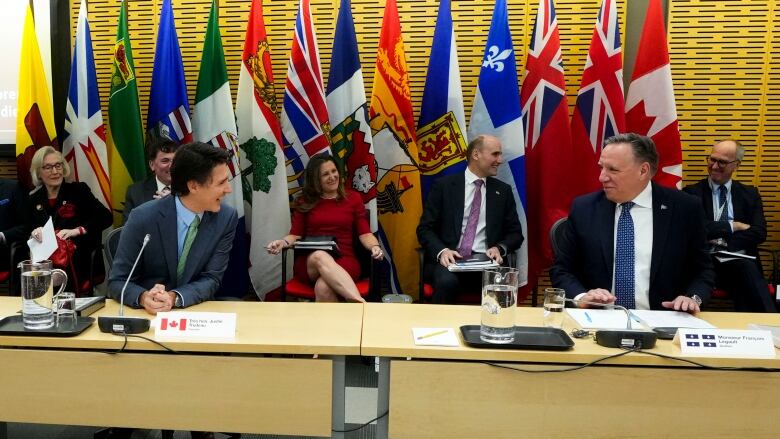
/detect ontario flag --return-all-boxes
[193,0,248,297]
[63,0,111,210]
[416,0,467,200]
[236,0,290,299]
[326,0,377,231]
[625,0,682,189]
[369,0,423,298]
[15,3,58,190]
[281,0,331,196]
[520,0,576,291]
[147,0,192,144]
[570,0,625,195]
[468,0,528,288]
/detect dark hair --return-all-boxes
[295,153,345,213]
[170,142,230,196]
[147,137,179,162]
[466,135,487,163]
[603,133,658,174]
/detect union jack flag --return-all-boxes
[520,0,576,293]
[281,0,331,191]
[570,0,625,194]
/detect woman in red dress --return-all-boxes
[266,154,383,302]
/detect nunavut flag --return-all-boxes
[625,0,682,189]
[369,0,423,297]
[15,4,58,189]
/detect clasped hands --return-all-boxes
[139,284,177,315]
[578,288,701,313]
[439,246,503,267]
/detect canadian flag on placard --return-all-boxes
[160,318,187,331]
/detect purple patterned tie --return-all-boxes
[458,179,484,258]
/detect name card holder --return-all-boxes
[674,328,776,358]
[155,312,237,339]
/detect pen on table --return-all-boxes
[416,329,449,340]
[584,312,593,323]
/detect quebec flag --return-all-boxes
[467,0,528,287]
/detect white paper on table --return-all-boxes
[630,310,716,329]
[27,217,57,262]
[566,308,638,330]
[412,327,459,346]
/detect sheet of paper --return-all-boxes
[747,324,780,348]
[566,308,637,330]
[631,310,715,329]
[27,217,57,262]
[412,327,459,346]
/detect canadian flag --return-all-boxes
[625,0,682,189]
[160,318,187,331]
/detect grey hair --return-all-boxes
[603,133,658,175]
[30,146,71,188]
[716,139,745,161]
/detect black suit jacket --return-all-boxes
[682,178,766,257]
[0,179,27,269]
[416,173,524,263]
[550,183,714,309]
[123,176,158,223]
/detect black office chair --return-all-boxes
[103,227,123,270]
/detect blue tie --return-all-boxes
[718,185,728,222]
[615,202,636,309]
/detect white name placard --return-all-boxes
[155,312,237,339]
[674,329,776,358]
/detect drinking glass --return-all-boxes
[480,267,519,343]
[543,288,566,329]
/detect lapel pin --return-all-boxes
[36,204,42,211]
[660,204,668,210]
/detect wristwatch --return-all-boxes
[690,295,703,306]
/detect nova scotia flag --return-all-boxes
[468,0,528,287]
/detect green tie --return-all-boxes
[177,215,200,281]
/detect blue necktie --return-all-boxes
[718,185,728,222]
[615,202,636,309]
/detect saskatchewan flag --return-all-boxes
[108,0,145,222]
[193,0,248,296]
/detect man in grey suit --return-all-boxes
[122,138,179,223]
[109,142,238,314]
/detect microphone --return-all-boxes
[98,233,152,334]
[566,297,657,349]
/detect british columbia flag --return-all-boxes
[520,0,576,294]
[570,0,625,194]
[281,0,331,193]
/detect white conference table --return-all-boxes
[361,303,780,439]
[0,298,363,438]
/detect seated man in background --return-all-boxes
[109,142,237,315]
[550,133,714,313]
[0,178,27,274]
[417,135,524,304]
[683,139,776,312]
[123,137,179,222]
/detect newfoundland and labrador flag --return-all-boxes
[468,0,528,288]
[147,0,192,144]
[193,0,248,297]
[326,0,377,231]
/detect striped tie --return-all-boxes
[718,185,728,222]
[177,215,200,281]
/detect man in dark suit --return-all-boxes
[110,142,238,314]
[683,139,776,312]
[0,179,27,273]
[417,135,524,304]
[122,138,179,223]
[551,133,714,312]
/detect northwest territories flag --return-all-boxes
[193,0,248,297]
[326,0,377,231]
[147,0,192,144]
[63,0,111,209]
[468,0,528,288]
[416,0,468,200]
[281,0,331,196]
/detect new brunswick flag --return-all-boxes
[16,3,57,190]
[108,0,145,222]
[369,0,422,298]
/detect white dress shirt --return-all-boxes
[611,182,653,310]
[708,178,733,232]
[457,168,487,254]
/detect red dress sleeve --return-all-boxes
[351,191,371,236]
[290,208,306,236]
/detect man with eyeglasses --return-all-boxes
[683,139,776,312]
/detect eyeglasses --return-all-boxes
[41,162,64,172]
[706,157,739,168]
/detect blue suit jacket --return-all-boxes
[108,195,238,308]
[550,183,715,309]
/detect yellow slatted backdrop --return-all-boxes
[0,0,772,298]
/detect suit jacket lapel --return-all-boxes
[650,183,671,284]
[729,181,746,220]
[158,197,179,284]
[143,177,157,201]
[453,176,465,240]
[597,195,616,279]
[701,180,714,221]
